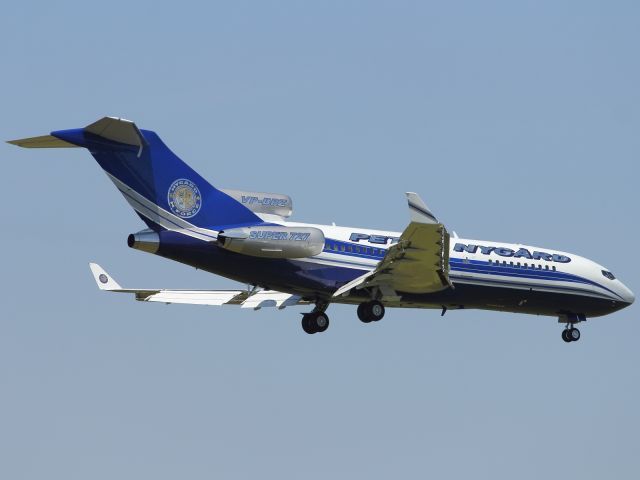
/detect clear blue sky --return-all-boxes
[2,1,638,479]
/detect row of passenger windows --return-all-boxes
[325,243,385,256]
[488,259,557,271]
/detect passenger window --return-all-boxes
[552,266,556,271]
[544,265,549,270]
[524,263,528,268]
[340,245,345,252]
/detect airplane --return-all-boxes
[8,116,634,342]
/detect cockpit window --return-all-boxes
[602,270,616,280]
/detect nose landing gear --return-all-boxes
[561,327,581,343]
[559,313,586,343]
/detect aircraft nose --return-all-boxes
[621,283,635,306]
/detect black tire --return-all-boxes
[301,315,316,334]
[569,328,580,342]
[369,300,385,321]
[314,313,330,333]
[561,329,572,343]
[357,303,373,323]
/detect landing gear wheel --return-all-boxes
[368,301,385,321]
[561,327,581,343]
[302,315,316,334]
[313,313,330,333]
[357,301,385,323]
[357,303,373,323]
[569,327,580,342]
[301,312,330,334]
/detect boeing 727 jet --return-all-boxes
[8,117,635,342]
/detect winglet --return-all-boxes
[405,192,438,224]
[89,263,123,291]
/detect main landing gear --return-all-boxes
[301,300,387,334]
[301,311,330,334]
[357,300,385,323]
[301,301,330,334]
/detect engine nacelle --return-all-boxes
[127,229,160,253]
[220,189,293,218]
[218,226,325,259]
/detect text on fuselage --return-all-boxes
[350,233,400,245]
[249,230,310,241]
[454,243,571,263]
[241,196,289,207]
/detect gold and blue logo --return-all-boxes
[167,179,202,218]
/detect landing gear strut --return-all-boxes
[357,300,385,323]
[301,301,330,334]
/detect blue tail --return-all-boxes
[50,117,261,232]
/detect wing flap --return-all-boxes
[139,290,246,306]
[333,192,452,298]
[381,222,450,293]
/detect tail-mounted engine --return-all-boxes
[218,226,325,259]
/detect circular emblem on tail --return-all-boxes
[168,179,202,218]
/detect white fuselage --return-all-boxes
[284,221,635,317]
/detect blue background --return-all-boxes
[1,1,638,478]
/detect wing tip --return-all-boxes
[89,262,122,290]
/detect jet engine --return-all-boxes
[127,229,160,253]
[218,226,325,259]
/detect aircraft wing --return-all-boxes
[89,263,309,310]
[333,192,452,299]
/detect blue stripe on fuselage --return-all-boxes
[449,258,622,300]
[315,241,621,301]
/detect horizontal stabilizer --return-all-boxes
[7,135,80,148]
[84,117,147,155]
